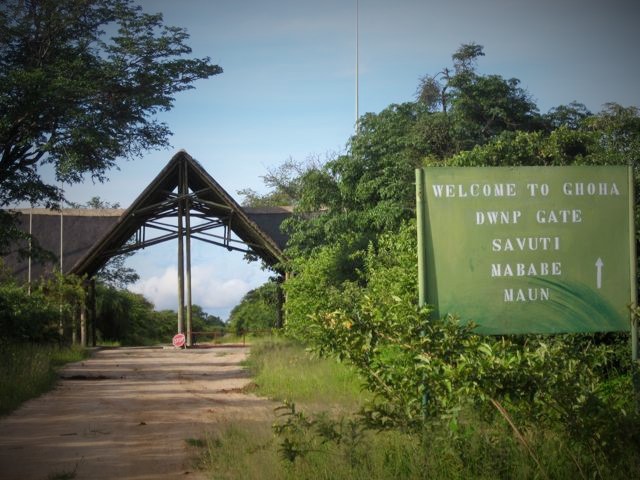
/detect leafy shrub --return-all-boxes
[0,283,60,342]
[283,236,365,345]
[284,221,640,471]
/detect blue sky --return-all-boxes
[58,0,640,319]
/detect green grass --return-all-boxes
[47,469,77,480]
[244,337,370,412]
[200,338,640,480]
[0,343,88,416]
[186,437,207,448]
[203,417,451,480]
[204,416,626,480]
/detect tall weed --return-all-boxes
[245,338,368,412]
[203,336,640,479]
[0,343,87,415]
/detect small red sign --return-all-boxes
[172,333,186,348]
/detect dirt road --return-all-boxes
[0,346,275,480]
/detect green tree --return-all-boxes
[284,102,432,261]
[415,41,484,113]
[283,240,363,343]
[417,43,541,150]
[96,254,139,289]
[284,44,544,261]
[238,156,325,207]
[95,285,176,345]
[416,43,543,147]
[0,0,221,252]
[228,281,279,335]
[583,103,640,165]
[67,196,121,209]
[543,101,592,130]
[446,104,640,168]
[190,304,224,332]
[449,73,540,149]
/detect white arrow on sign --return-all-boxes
[595,258,604,289]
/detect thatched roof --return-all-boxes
[2,151,291,281]
[2,209,124,283]
[243,206,293,254]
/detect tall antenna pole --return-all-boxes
[355,0,359,132]
[59,183,64,272]
[59,182,64,337]
[28,210,32,295]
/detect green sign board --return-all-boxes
[416,166,636,334]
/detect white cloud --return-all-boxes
[130,264,269,316]
[130,266,178,310]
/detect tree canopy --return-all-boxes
[278,44,639,267]
[0,0,222,253]
[227,281,279,335]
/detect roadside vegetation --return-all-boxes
[0,261,226,348]
[0,343,87,416]
[224,43,640,479]
[244,337,370,412]
[203,338,639,479]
